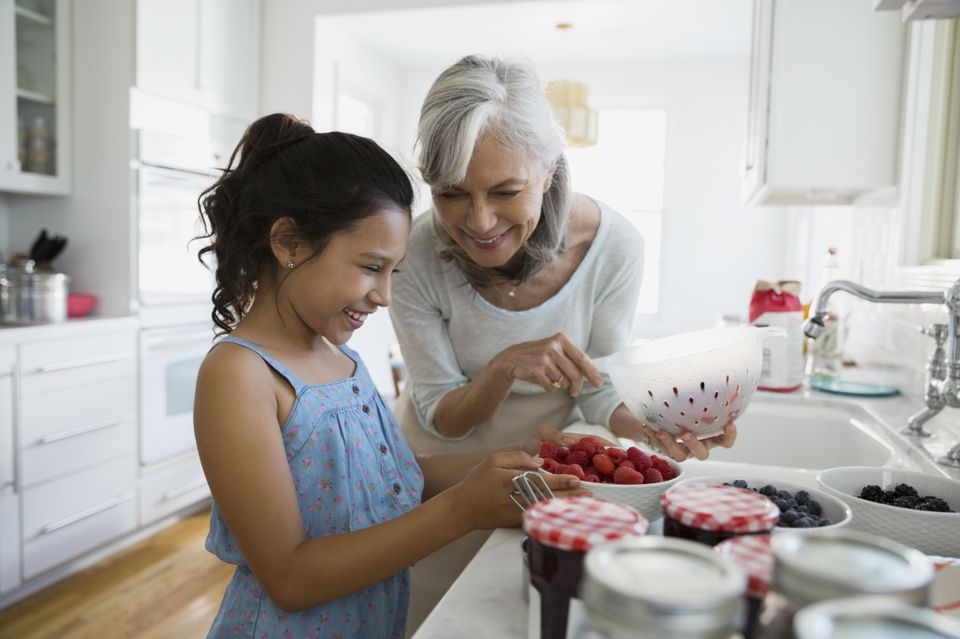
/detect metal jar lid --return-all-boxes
[794,596,960,639]
[771,530,935,609]
[581,536,746,637]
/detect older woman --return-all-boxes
[391,55,735,463]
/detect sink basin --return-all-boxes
[703,394,895,470]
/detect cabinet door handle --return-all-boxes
[40,492,135,535]
[36,417,130,445]
[162,479,208,502]
[35,352,134,374]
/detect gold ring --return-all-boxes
[551,375,564,390]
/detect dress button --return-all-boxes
[352,385,360,394]
[379,444,388,454]
[392,483,401,495]
[362,405,370,414]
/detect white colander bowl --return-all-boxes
[606,326,779,439]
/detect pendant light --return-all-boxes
[546,22,598,148]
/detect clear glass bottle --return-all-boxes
[806,247,844,379]
[793,596,960,639]
[754,530,935,639]
[575,536,746,639]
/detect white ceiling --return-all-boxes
[322,0,753,71]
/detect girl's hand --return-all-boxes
[521,425,617,457]
[492,332,604,396]
[450,451,590,530]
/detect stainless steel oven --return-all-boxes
[139,323,213,465]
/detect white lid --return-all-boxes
[794,597,960,639]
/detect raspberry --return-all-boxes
[567,450,590,469]
[559,463,586,480]
[541,458,560,473]
[572,437,600,457]
[539,441,561,461]
[613,466,644,485]
[627,447,652,471]
[555,447,569,463]
[606,447,627,464]
[651,456,678,481]
[584,473,600,484]
[592,453,616,477]
[617,460,637,472]
[642,468,664,484]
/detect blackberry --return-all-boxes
[891,495,920,509]
[916,496,954,513]
[859,485,885,503]
[893,483,919,498]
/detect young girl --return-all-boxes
[193,113,587,639]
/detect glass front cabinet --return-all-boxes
[0,0,71,195]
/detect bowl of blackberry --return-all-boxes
[674,475,852,531]
[817,466,960,557]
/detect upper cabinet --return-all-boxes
[0,0,71,195]
[136,0,259,122]
[743,0,905,206]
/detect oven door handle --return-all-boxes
[145,335,212,351]
[35,353,134,374]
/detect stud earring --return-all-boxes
[286,260,295,269]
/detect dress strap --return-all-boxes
[215,335,307,395]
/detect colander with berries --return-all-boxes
[605,326,782,439]
[538,437,683,521]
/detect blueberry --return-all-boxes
[796,490,810,504]
[777,490,792,500]
[780,510,799,525]
[807,500,822,516]
[818,518,833,527]
[773,499,789,512]
[797,505,809,514]
[733,479,749,489]
[760,485,778,497]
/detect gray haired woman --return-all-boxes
[391,55,737,462]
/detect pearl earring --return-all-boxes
[286,260,295,269]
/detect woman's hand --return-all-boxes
[609,404,738,462]
[450,450,590,530]
[492,332,604,396]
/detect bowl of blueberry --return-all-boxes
[674,475,852,532]
[817,466,960,557]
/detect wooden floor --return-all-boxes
[0,510,234,639]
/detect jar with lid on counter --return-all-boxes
[523,497,649,639]
[715,534,773,639]
[575,536,747,639]
[661,483,779,547]
[793,596,960,639]
[754,530,935,639]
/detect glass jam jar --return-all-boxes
[793,596,960,639]
[715,534,773,639]
[660,483,779,546]
[576,536,747,639]
[523,497,649,639]
[755,529,936,639]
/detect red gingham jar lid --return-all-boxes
[716,534,773,598]
[660,484,779,533]
[522,497,649,552]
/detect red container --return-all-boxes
[67,293,97,318]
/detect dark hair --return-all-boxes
[196,113,414,334]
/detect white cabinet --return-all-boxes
[743,0,906,205]
[0,0,71,195]
[136,0,259,121]
[139,452,208,526]
[0,345,19,595]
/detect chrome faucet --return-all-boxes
[804,279,960,468]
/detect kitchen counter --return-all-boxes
[413,388,960,636]
[0,315,138,344]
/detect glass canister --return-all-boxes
[715,534,773,639]
[523,497,649,639]
[755,530,936,639]
[661,483,780,546]
[576,536,747,639]
[793,596,960,638]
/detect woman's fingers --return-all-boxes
[551,353,585,396]
[556,334,604,388]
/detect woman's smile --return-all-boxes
[463,227,514,250]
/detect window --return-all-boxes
[566,109,666,314]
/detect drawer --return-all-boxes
[20,355,135,397]
[22,456,137,580]
[0,488,20,594]
[139,452,209,525]
[20,378,136,487]
[0,350,13,490]
[19,330,136,379]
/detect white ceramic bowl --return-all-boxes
[817,466,960,556]
[546,458,684,522]
[674,475,852,532]
[606,326,778,438]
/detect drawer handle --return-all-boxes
[35,352,134,374]
[0,371,12,379]
[40,492,135,535]
[36,417,131,445]
[162,479,208,502]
